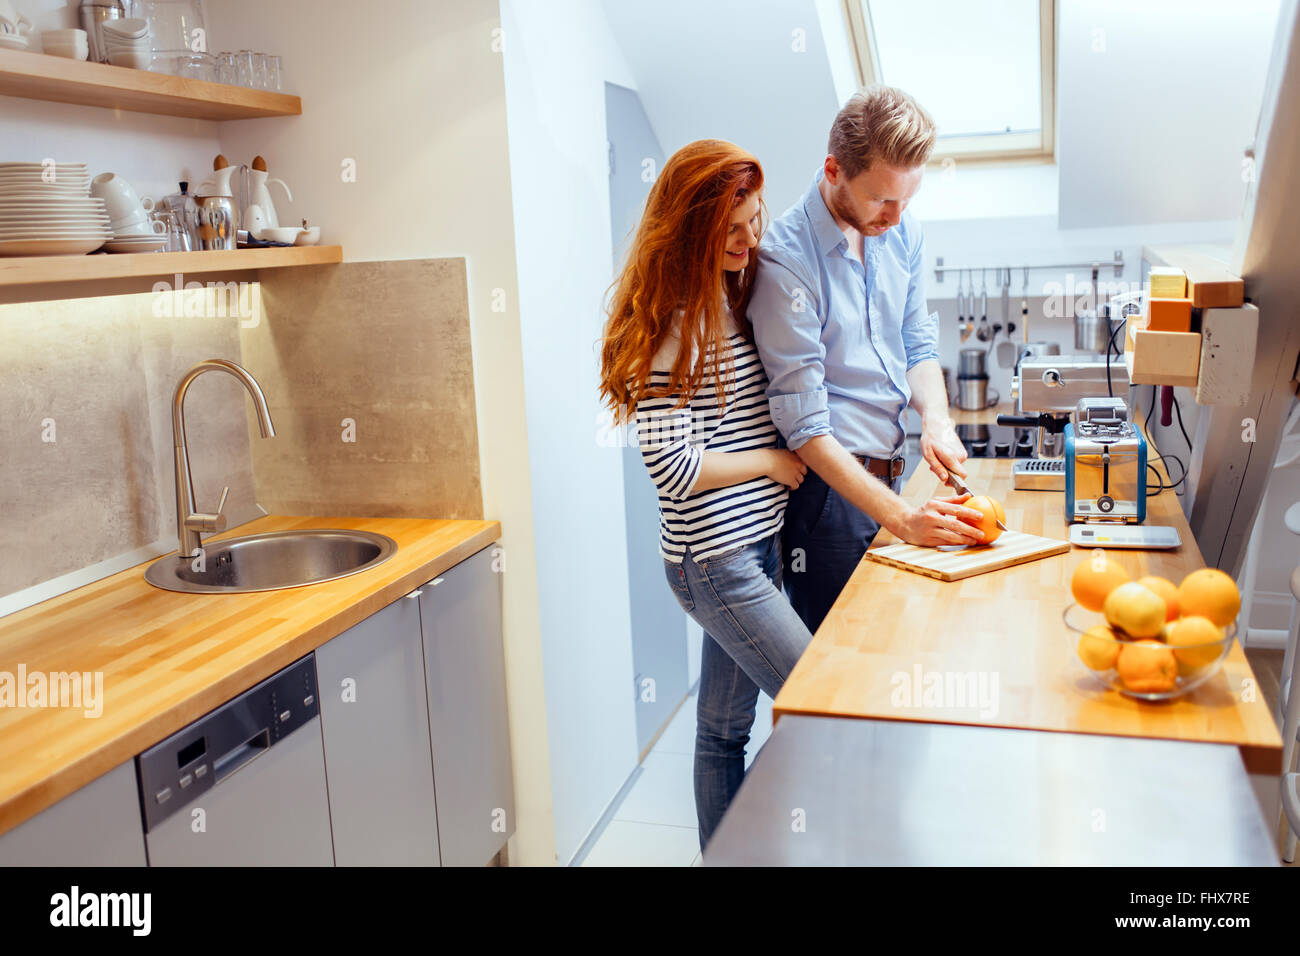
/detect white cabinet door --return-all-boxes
[419,545,515,866]
[316,593,441,865]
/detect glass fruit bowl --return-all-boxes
[1062,602,1236,701]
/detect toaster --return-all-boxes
[1064,397,1147,524]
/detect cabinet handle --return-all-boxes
[430,578,445,587]
[407,589,423,599]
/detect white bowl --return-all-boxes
[101,18,148,37]
[108,50,151,69]
[43,44,88,60]
[105,38,150,52]
[42,28,88,42]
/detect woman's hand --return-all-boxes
[766,449,808,489]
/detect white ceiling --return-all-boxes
[601,0,841,215]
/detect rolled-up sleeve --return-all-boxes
[635,397,702,502]
[749,252,833,450]
[901,228,939,370]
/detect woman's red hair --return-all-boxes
[599,139,764,421]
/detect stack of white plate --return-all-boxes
[102,18,151,69]
[0,163,112,257]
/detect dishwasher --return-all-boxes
[136,654,335,866]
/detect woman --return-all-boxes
[599,140,812,849]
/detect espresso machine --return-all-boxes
[997,349,1131,490]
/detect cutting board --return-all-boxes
[864,530,1069,582]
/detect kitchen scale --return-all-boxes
[1068,524,1181,549]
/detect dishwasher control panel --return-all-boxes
[136,654,319,832]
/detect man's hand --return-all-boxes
[920,412,968,484]
[893,492,987,547]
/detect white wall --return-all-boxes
[1056,0,1279,228]
[499,0,642,866]
[205,0,557,865]
[603,0,840,212]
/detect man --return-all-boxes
[749,85,985,634]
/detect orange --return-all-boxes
[1177,568,1241,627]
[965,495,1006,543]
[1137,576,1180,621]
[1103,582,1168,638]
[1163,615,1226,675]
[1077,624,1122,671]
[1071,556,1130,611]
[1116,639,1178,694]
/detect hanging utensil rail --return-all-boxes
[933,251,1124,283]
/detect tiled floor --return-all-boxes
[580,688,774,866]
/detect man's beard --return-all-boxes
[827,183,882,234]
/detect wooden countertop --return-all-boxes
[771,459,1283,774]
[0,514,500,837]
[947,401,1016,427]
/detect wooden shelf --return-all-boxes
[0,245,342,288]
[0,48,301,120]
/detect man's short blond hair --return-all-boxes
[828,85,936,179]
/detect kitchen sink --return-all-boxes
[144,529,398,594]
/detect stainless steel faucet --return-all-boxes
[170,359,275,558]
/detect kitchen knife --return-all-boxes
[947,473,1009,531]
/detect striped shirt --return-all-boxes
[636,317,788,562]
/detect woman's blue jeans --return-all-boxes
[663,532,813,850]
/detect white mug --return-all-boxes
[92,172,152,224]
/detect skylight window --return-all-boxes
[843,0,1055,161]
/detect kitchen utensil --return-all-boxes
[245,156,292,228]
[195,194,236,249]
[958,348,987,378]
[1073,307,1125,354]
[976,269,991,342]
[945,474,1008,531]
[864,530,1069,582]
[1062,603,1233,701]
[160,181,199,248]
[956,377,999,411]
[78,0,128,63]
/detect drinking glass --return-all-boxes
[265,55,281,92]
[234,49,255,87]
[249,51,268,89]
[213,51,236,85]
[174,51,212,82]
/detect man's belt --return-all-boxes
[854,454,906,481]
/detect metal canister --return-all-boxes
[79,0,129,64]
